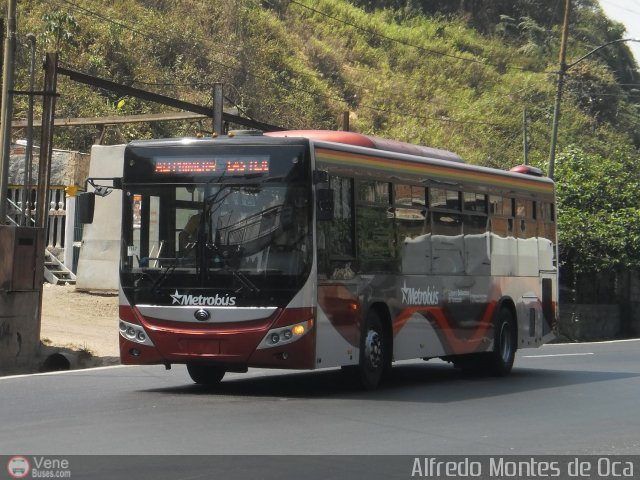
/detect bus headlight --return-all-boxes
[257,319,313,350]
[119,319,155,347]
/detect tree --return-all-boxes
[555,146,640,278]
[42,11,80,54]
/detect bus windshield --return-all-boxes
[120,143,312,307]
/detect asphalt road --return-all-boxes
[2,339,640,459]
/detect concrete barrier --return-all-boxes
[558,304,622,341]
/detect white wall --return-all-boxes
[75,145,125,291]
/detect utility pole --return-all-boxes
[0,0,17,224]
[548,0,571,180]
[523,108,529,165]
[342,111,350,132]
[0,20,4,112]
[0,0,44,373]
[21,33,37,225]
[212,82,223,135]
[36,52,59,229]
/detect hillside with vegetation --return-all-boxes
[11,0,640,279]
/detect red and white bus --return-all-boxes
[81,130,557,389]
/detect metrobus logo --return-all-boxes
[401,281,439,306]
[171,290,237,306]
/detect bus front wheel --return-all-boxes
[356,310,387,390]
[186,362,226,386]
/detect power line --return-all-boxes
[56,0,524,130]
[240,62,517,128]
[57,0,244,82]
[59,0,356,94]
[357,102,515,128]
[567,90,640,98]
[283,0,544,73]
[3,0,542,167]
[62,0,537,111]
[59,0,157,42]
[600,0,640,16]
[60,0,355,93]
[563,77,640,92]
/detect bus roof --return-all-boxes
[124,132,553,197]
[264,130,464,163]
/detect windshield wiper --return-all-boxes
[231,269,260,294]
[151,262,177,297]
[148,245,200,296]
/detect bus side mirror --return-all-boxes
[316,189,334,221]
[76,192,96,224]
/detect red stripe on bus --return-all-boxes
[393,302,497,355]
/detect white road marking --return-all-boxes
[547,338,640,346]
[0,364,134,381]
[2,338,636,381]
[523,352,595,358]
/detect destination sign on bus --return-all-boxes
[154,156,270,175]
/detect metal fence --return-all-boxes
[6,185,67,249]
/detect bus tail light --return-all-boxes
[257,319,313,350]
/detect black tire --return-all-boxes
[452,307,516,376]
[186,362,226,386]
[355,310,388,390]
[484,307,517,376]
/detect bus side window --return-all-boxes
[128,194,162,268]
[318,176,355,277]
[396,184,430,274]
[395,184,428,240]
[515,199,536,239]
[430,189,463,274]
[462,192,488,234]
[506,198,515,235]
[489,195,502,216]
[357,180,395,273]
[488,196,515,237]
[430,188,462,237]
[538,202,557,241]
[462,192,489,275]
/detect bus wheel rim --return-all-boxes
[499,322,513,363]
[365,330,383,369]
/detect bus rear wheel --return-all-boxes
[186,362,226,386]
[356,310,388,390]
[452,307,516,376]
[485,307,517,376]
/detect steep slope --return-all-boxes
[12,0,638,170]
